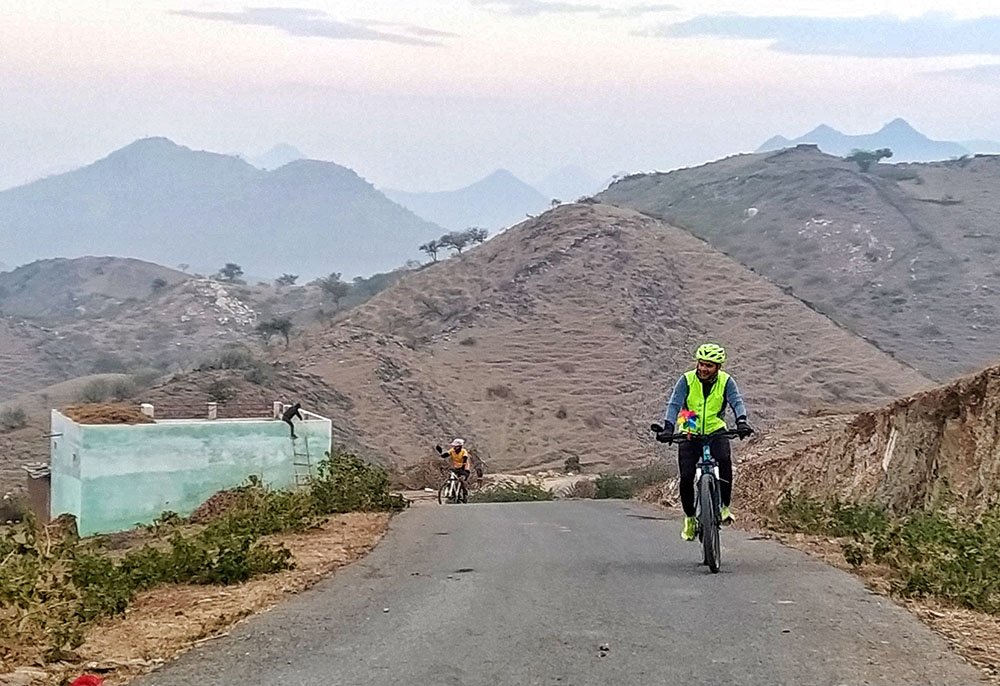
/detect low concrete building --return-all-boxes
[49,402,331,536]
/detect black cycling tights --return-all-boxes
[677,434,732,517]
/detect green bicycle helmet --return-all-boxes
[695,343,726,365]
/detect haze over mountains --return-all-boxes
[0,138,441,279]
[383,170,551,232]
[248,143,305,170]
[759,118,1000,161]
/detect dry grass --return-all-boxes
[247,203,928,477]
[7,513,390,685]
[61,404,154,425]
[486,384,514,400]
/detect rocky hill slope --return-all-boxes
[738,363,1000,516]
[223,202,928,475]
[0,203,933,492]
[599,146,1000,380]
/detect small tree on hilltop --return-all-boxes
[275,273,298,287]
[218,263,244,282]
[318,272,351,306]
[441,230,472,254]
[550,198,562,208]
[468,227,489,245]
[419,240,441,263]
[846,148,893,173]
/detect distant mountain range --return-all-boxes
[249,143,305,170]
[0,138,442,278]
[759,118,1000,161]
[384,170,550,232]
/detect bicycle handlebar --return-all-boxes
[649,424,746,442]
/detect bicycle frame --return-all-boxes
[694,442,719,521]
[650,425,743,573]
[438,469,468,504]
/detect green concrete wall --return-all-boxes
[50,411,83,524]
[49,411,332,536]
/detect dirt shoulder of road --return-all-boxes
[741,520,1000,684]
[639,492,999,683]
[1,512,392,686]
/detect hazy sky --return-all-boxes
[3,1,1000,191]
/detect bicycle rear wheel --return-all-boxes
[699,476,721,573]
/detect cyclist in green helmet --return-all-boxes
[656,343,754,541]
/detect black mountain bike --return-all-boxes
[651,425,744,574]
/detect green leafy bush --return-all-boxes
[774,492,1000,614]
[310,452,407,513]
[593,474,633,500]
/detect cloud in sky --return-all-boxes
[470,0,677,18]
[923,63,1000,82]
[171,7,454,46]
[645,12,1000,58]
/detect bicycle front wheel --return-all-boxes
[438,480,450,505]
[699,476,721,573]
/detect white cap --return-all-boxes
[450,438,465,447]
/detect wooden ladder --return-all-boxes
[292,435,313,488]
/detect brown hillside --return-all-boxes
[0,317,100,401]
[0,256,411,403]
[0,256,187,321]
[738,363,1000,516]
[244,202,928,475]
[599,146,1000,380]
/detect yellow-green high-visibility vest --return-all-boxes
[684,369,730,435]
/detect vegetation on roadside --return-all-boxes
[0,406,28,432]
[774,492,1000,615]
[0,451,404,666]
[593,474,633,499]
[469,482,554,503]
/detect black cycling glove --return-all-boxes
[656,422,675,443]
[735,417,754,439]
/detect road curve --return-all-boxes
[136,501,982,686]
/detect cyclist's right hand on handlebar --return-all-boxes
[654,421,675,444]
[735,418,754,439]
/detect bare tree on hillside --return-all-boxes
[440,231,472,254]
[468,227,489,245]
[177,263,190,273]
[419,240,441,262]
[275,273,298,287]
[257,316,293,347]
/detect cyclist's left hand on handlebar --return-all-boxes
[735,419,754,439]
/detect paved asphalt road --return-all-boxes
[136,501,982,686]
